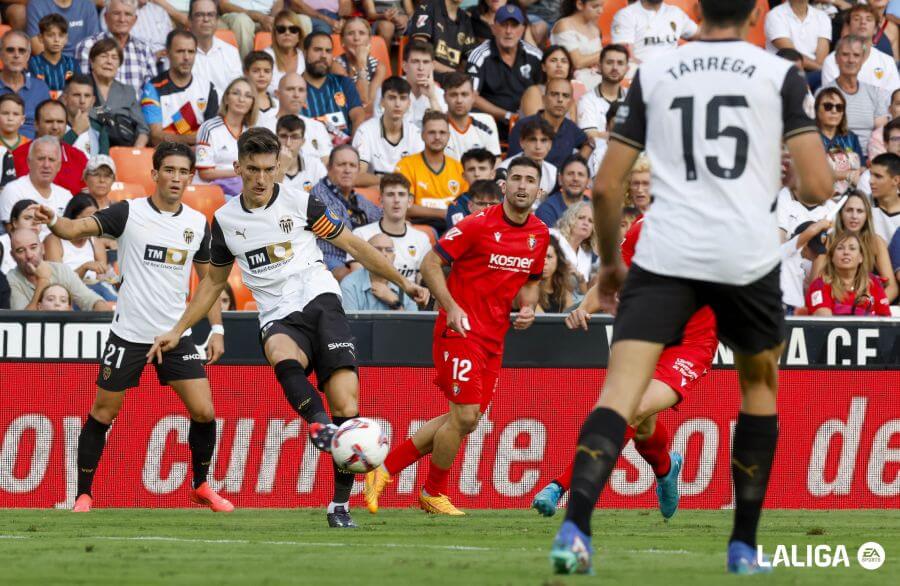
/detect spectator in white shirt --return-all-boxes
[256,71,332,162]
[61,75,99,159]
[549,199,595,292]
[102,0,173,56]
[0,198,38,274]
[221,1,311,59]
[275,113,327,192]
[190,0,244,95]
[0,136,72,236]
[821,4,900,94]
[869,152,900,246]
[352,76,424,188]
[577,43,627,146]
[444,71,501,160]
[265,10,308,95]
[374,40,447,129]
[611,0,698,67]
[244,50,278,120]
[765,0,831,71]
[196,77,258,195]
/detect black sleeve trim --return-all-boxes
[610,70,647,149]
[193,221,212,264]
[92,200,129,238]
[781,66,816,139]
[209,216,235,266]
[434,243,454,264]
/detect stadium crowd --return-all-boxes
[0,0,898,317]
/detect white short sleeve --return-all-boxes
[611,8,636,46]
[577,93,603,132]
[680,11,699,39]
[764,8,791,46]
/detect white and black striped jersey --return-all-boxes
[612,40,816,285]
[91,197,211,344]
[210,183,344,326]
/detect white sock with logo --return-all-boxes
[328,501,349,514]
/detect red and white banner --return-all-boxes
[1,364,898,509]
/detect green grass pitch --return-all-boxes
[0,509,897,585]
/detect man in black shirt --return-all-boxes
[466,5,542,141]
[409,0,478,84]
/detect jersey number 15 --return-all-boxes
[670,96,749,181]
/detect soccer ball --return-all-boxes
[331,418,389,473]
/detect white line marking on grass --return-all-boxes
[625,548,694,555]
[0,534,491,552]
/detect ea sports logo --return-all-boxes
[857,542,885,570]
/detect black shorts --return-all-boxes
[259,293,357,384]
[613,263,785,356]
[96,332,207,392]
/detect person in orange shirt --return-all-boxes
[396,111,468,232]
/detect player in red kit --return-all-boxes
[532,216,719,519]
[364,157,550,516]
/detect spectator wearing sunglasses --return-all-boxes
[0,31,51,139]
[816,87,864,196]
[265,10,308,95]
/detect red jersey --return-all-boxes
[434,204,550,354]
[622,218,719,357]
[13,141,87,196]
[806,276,891,316]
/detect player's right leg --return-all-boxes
[419,402,480,516]
[262,330,336,450]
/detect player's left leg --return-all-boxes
[169,378,234,513]
[322,367,360,528]
[419,401,481,516]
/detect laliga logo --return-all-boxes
[755,542,885,570]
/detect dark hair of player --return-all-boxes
[89,37,123,63]
[153,141,196,171]
[237,127,281,160]
[519,117,556,141]
[0,92,25,112]
[380,173,411,193]
[461,148,497,167]
[442,72,473,92]
[559,154,589,174]
[166,29,197,52]
[303,31,332,51]
[698,0,756,26]
[404,39,435,62]
[468,179,502,202]
[38,13,68,35]
[422,110,449,128]
[327,144,360,168]
[507,156,543,181]
[883,117,900,145]
[775,48,803,63]
[601,43,629,63]
[34,99,65,123]
[381,76,412,97]
[243,50,274,72]
[276,114,306,137]
[9,199,37,223]
[63,193,100,220]
[539,46,573,83]
[871,152,900,177]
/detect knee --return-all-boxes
[737,350,780,391]
[633,415,655,441]
[90,403,120,425]
[329,397,358,418]
[190,405,216,423]
[452,407,481,435]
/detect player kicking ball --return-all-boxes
[31,143,233,513]
[532,216,718,520]
[150,130,428,528]
[364,157,549,516]
[548,0,833,576]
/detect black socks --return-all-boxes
[331,415,356,505]
[729,413,779,547]
[188,419,216,489]
[76,415,111,497]
[274,360,331,425]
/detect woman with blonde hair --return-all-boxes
[806,232,891,316]
[196,77,259,196]
[551,200,596,293]
[812,192,898,301]
[266,10,307,94]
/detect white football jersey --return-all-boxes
[776,187,835,237]
[283,154,328,193]
[612,41,816,285]
[195,116,241,175]
[349,220,432,280]
[374,86,447,128]
[577,86,625,133]
[210,183,344,326]
[611,2,698,64]
[256,111,333,161]
[872,205,900,244]
[352,117,425,174]
[92,197,210,344]
[821,48,900,94]
[446,113,502,159]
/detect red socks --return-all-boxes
[634,420,671,478]
[555,426,637,491]
[424,462,450,496]
[383,438,423,476]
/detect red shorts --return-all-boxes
[653,344,713,405]
[432,334,501,413]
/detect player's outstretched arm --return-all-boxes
[330,229,430,305]
[785,132,834,206]
[29,204,101,241]
[147,262,231,363]
[194,262,225,364]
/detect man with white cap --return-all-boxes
[82,155,117,210]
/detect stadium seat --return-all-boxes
[0,25,8,69]
[254,31,272,51]
[108,181,146,202]
[412,224,437,246]
[110,147,156,196]
[182,184,226,224]
[332,35,392,76]
[357,186,380,206]
[748,0,770,49]
[397,36,408,75]
[227,265,254,311]
[215,29,238,48]
[597,0,628,45]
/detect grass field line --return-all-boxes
[0,534,494,551]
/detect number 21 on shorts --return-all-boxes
[103,342,125,369]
